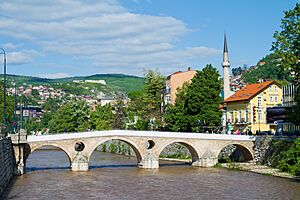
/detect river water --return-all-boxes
[3,149,300,200]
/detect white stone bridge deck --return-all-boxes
[12,130,256,174]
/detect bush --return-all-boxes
[277,138,300,176]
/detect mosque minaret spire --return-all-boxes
[222,33,230,100]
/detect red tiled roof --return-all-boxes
[224,81,278,103]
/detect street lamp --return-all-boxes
[0,48,7,136]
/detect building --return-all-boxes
[16,106,43,119]
[282,84,299,133]
[224,80,282,133]
[163,67,196,105]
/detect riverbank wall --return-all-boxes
[0,138,14,196]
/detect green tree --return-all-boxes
[0,83,14,131]
[43,98,61,111]
[272,3,300,85]
[164,83,190,131]
[48,100,91,133]
[242,54,292,83]
[165,65,222,132]
[129,70,165,130]
[272,3,300,125]
[113,95,127,129]
[90,104,114,130]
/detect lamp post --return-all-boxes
[0,48,7,136]
[13,81,17,133]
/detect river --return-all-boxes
[3,149,300,200]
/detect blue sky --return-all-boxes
[0,0,298,78]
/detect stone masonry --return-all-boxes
[0,138,14,197]
[12,130,255,174]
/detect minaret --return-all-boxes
[222,33,230,100]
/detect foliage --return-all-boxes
[48,100,91,133]
[271,3,300,86]
[164,83,190,132]
[242,54,292,83]
[25,117,42,134]
[90,104,114,130]
[0,83,14,131]
[277,139,300,176]
[112,94,127,129]
[128,70,165,130]
[165,65,222,132]
[43,98,61,111]
[271,3,300,125]
[3,73,145,94]
[232,66,245,76]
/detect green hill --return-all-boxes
[0,74,145,94]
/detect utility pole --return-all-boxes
[0,48,7,136]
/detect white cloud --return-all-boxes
[2,43,19,50]
[0,0,221,75]
[7,50,40,65]
[36,73,71,79]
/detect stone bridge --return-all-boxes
[11,130,255,174]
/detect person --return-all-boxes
[237,129,241,135]
[249,130,252,135]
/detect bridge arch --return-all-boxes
[25,143,72,167]
[157,140,200,164]
[217,142,254,162]
[87,137,144,164]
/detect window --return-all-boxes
[275,96,278,102]
[269,86,272,91]
[238,110,242,122]
[274,85,278,92]
[245,109,248,122]
[230,112,234,123]
[258,109,262,120]
[258,96,262,107]
[270,96,273,102]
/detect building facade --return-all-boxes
[163,67,196,105]
[224,81,282,133]
[282,84,299,132]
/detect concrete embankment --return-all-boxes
[0,138,14,197]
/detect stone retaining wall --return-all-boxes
[0,138,14,196]
[254,136,298,165]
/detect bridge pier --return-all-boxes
[196,151,218,167]
[139,154,159,169]
[11,130,28,175]
[71,152,89,171]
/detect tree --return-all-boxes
[242,53,292,83]
[165,65,222,132]
[272,3,300,125]
[164,83,190,131]
[272,3,300,85]
[128,70,165,130]
[90,104,114,130]
[0,83,14,131]
[113,94,127,129]
[48,100,91,133]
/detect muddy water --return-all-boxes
[3,149,300,200]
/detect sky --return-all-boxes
[0,0,298,78]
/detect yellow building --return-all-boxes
[224,80,282,134]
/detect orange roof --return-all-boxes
[224,81,278,103]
